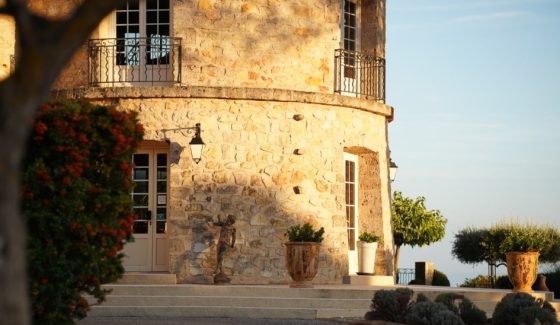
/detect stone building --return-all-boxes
[1,0,395,285]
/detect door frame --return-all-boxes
[123,141,170,272]
[344,152,359,274]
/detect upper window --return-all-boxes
[342,0,359,53]
[116,0,171,66]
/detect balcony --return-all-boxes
[88,37,182,86]
[334,49,385,102]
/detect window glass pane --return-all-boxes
[157,154,167,166]
[146,11,157,24]
[159,11,170,23]
[134,208,150,220]
[117,12,127,24]
[134,168,148,180]
[157,181,167,193]
[133,221,149,234]
[134,181,149,193]
[129,25,140,34]
[133,194,149,205]
[156,221,166,234]
[128,1,139,11]
[156,207,166,234]
[133,154,149,166]
[156,207,166,220]
[147,0,158,10]
[117,26,127,38]
[159,0,170,9]
[157,168,167,180]
[146,25,158,37]
[159,25,169,36]
[129,11,139,24]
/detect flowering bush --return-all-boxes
[22,100,143,324]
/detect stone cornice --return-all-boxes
[51,86,394,120]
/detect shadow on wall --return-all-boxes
[169,180,349,285]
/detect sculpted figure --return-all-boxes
[213,214,236,284]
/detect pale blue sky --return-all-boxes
[386,0,560,285]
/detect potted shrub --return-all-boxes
[495,222,560,293]
[284,222,324,288]
[357,231,380,275]
[453,222,560,293]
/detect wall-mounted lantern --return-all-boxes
[389,158,398,182]
[162,123,205,164]
[189,123,205,164]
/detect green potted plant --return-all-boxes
[357,231,380,275]
[284,222,324,288]
[453,222,560,292]
[495,222,560,293]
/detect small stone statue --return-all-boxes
[213,214,236,284]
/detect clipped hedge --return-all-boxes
[23,101,143,324]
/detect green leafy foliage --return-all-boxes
[364,288,414,323]
[460,275,492,288]
[408,269,450,286]
[392,191,447,271]
[433,293,486,325]
[392,191,447,248]
[286,222,324,242]
[459,297,487,325]
[492,292,557,325]
[406,301,465,325]
[358,231,380,243]
[453,222,560,265]
[434,293,461,314]
[432,269,451,287]
[23,101,143,324]
[365,288,486,325]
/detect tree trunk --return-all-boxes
[0,77,34,325]
[0,2,128,323]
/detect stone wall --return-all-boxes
[13,0,387,92]
[55,86,394,284]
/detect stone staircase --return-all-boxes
[87,273,560,320]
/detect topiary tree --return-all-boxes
[392,191,447,274]
[22,100,143,324]
[453,223,560,288]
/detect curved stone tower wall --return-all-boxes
[9,0,394,284]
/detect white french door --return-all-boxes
[123,149,169,272]
[344,153,359,274]
[340,0,361,96]
[114,0,173,84]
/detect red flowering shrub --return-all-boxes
[22,100,143,324]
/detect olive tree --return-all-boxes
[392,191,447,275]
[0,1,128,324]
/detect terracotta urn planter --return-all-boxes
[284,242,321,288]
[506,251,539,292]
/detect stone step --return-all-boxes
[116,273,176,285]
[89,305,319,319]
[103,284,552,302]
[90,283,557,320]
[99,295,371,309]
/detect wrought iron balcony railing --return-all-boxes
[334,49,385,102]
[88,37,182,86]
